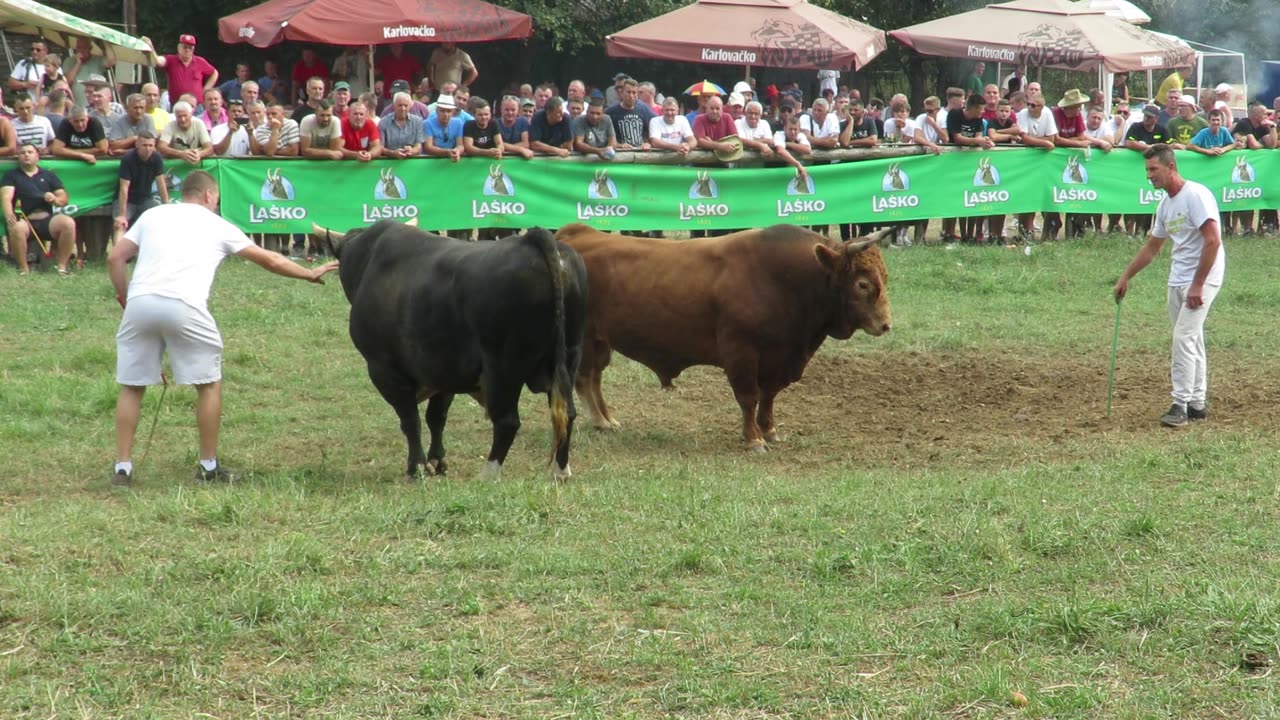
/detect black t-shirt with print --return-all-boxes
[1231,118,1271,142]
[463,119,500,150]
[947,113,986,142]
[55,117,106,149]
[1124,122,1169,145]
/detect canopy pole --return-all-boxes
[0,31,12,71]
[368,44,375,96]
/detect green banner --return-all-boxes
[25,149,1280,232]
[41,159,214,218]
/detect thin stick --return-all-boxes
[1107,299,1123,418]
[137,377,168,475]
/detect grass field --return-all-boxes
[2,234,1279,719]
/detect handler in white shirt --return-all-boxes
[107,170,337,486]
[1113,144,1225,428]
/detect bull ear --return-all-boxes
[814,243,842,271]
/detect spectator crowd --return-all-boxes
[5,36,1280,270]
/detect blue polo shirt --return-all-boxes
[424,115,465,150]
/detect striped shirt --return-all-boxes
[253,119,300,151]
[13,116,55,149]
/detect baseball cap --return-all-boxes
[389,79,410,93]
[589,88,604,99]
[333,81,351,91]
[1214,82,1232,94]
[82,73,110,87]
[1176,97,1196,108]
[613,72,630,81]
[178,34,196,47]
[733,81,753,95]
[519,97,536,108]
[1141,104,1160,117]
[1214,100,1229,110]
[435,94,456,110]
[765,84,780,99]
[728,92,745,107]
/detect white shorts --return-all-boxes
[116,294,223,386]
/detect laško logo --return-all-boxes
[364,167,420,222]
[871,163,920,215]
[777,175,824,218]
[964,157,1010,208]
[249,168,306,225]
[473,165,526,218]
[680,171,729,221]
[1052,154,1098,204]
[1222,155,1261,204]
[578,169,630,220]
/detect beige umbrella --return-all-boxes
[0,0,152,64]
[889,0,1192,72]
[607,0,887,71]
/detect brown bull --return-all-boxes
[555,224,893,450]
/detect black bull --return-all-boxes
[314,220,589,481]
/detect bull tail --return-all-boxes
[530,228,572,465]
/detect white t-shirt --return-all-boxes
[1016,108,1058,138]
[123,203,254,309]
[1084,123,1113,142]
[735,117,772,141]
[817,69,840,94]
[1152,180,1225,287]
[774,131,810,150]
[799,112,840,139]
[9,58,45,87]
[914,112,945,142]
[883,117,918,142]
[212,123,252,157]
[648,114,692,144]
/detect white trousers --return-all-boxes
[1167,284,1221,406]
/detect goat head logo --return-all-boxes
[1063,154,1088,185]
[1231,154,1254,184]
[881,162,909,192]
[973,156,1000,186]
[588,169,617,199]
[375,167,406,200]
[484,164,514,196]
[787,173,815,195]
[689,171,718,199]
[260,168,295,201]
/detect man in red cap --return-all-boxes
[143,34,218,108]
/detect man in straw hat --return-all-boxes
[1047,88,1095,239]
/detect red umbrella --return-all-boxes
[684,80,727,96]
[219,0,532,48]
[608,0,886,71]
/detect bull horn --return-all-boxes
[405,217,419,227]
[851,227,896,249]
[311,222,346,242]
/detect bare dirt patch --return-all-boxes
[588,347,1280,470]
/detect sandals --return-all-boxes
[57,267,70,277]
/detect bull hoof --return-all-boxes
[591,419,619,431]
[476,460,502,482]
[607,418,622,429]
[551,463,572,482]
[407,464,427,482]
[427,457,448,476]
[746,441,769,454]
[764,430,782,443]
